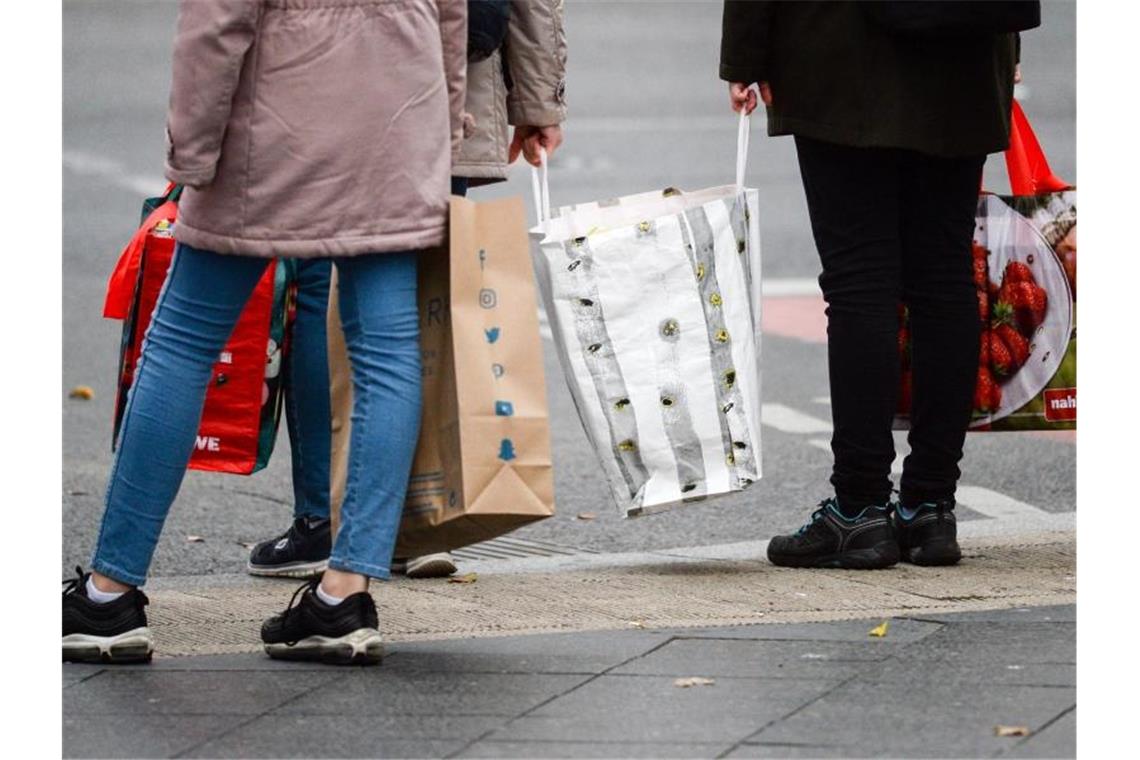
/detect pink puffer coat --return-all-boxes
[164,0,466,258]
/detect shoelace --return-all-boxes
[62,565,85,596]
[795,498,837,536]
[279,578,321,623]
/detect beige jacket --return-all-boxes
[164,0,467,258]
[454,0,566,183]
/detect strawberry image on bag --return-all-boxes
[895,102,1075,432]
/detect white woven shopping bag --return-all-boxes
[529,110,763,516]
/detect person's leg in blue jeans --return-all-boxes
[246,259,335,578]
[326,251,422,578]
[391,176,469,579]
[91,244,270,586]
[286,259,334,520]
[258,249,420,664]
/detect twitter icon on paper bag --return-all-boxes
[485,327,500,344]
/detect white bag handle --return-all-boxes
[530,147,551,224]
[735,100,752,192]
[531,92,757,225]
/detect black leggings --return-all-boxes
[794,136,985,509]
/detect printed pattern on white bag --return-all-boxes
[726,195,757,330]
[644,218,709,498]
[678,204,758,487]
[561,236,650,502]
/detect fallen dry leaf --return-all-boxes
[576,512,597,521]
[995,726,1031,738]
[69,386,95,400]
[868,620,890,638]
[448,572,478,584]
[186,535,205,543]
[627,620,647,629]
[674,677,715,688]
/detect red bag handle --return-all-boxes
[1004,100,1070,196]
[103,186,179,319]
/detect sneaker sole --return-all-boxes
[768,541,901,570]
[247,559,328,579]
[903,541,962,567]
[63,627,154,664]
[405,556,458,579]
[264,628,383,666]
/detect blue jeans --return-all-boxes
[285,259,333,520]
[92,244,421,585]
[284,176,467,521]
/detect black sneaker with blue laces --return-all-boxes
[62,567,153,663]
[894,500,962,566]
[767,498,900,569]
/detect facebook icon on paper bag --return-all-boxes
[495,400,514,417]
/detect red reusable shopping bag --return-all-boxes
[895,101,1076,431]
[103,185,296,474]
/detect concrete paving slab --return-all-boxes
[182,715,502,759]
[663,617,944,644]
[63,669,341,716]
[62,662,105,687]
[610,638,894,679]
[1001,707,1076,759]
[725,744,860,759]
[747,680,1075,758]
[456,740,734,758]
[489,675,837,744]
[888,622,1076,665]
[387,630,672,675]
[271,672,592,718]
[63,714,250,759]
[867,658,1075,688]
[909,604,1076,624]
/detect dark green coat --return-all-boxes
[720,1,1019,157]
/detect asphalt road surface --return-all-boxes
[63,1,1076,577]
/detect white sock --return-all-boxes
[86,576,125,604]
[315,584,345,606]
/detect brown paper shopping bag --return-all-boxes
[329,196,555,558]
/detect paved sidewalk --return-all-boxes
[63,529,1075,758]
[63,605,1075,759]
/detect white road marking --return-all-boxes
[810,438,1052,522]
[63,150,165,196]
[762,404,833,434]
[761,277,821,297]
[954,486,1050,521]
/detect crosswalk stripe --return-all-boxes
[762,404,833,434]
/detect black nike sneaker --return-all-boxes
[62,567,153,663]
[261,579,383,665]
[247,516,331,578]
[767,498,900,569]
[894,500,962,566]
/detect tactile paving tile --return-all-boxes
[146,532,1074,657]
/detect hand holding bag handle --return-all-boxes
[1004,100,1070,195]
[531,92,758,225]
